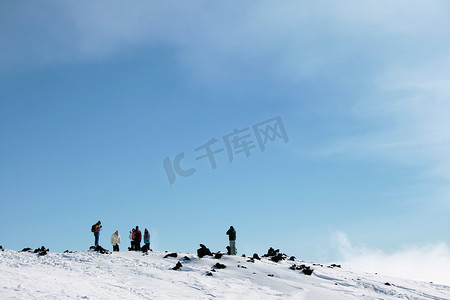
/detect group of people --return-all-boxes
[128,226,151,252]
[91,221,151,252]
[92,221,237,255]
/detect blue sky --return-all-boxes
[1,1,450,265]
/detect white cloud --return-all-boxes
[2,0,449,77]
[334,232,450,285]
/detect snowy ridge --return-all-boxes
[1,248,450,299]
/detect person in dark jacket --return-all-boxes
[226,226,236,255]
[134,226,142,251]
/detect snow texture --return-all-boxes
[1,249,450,299]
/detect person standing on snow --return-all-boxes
[144,228,150,251]
[129,229,135,250]
[134,226,142,251]
[93,221,102,247]
[226,226,236,255]
[111,230,121,252]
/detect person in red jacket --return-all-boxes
[133,226,142,251]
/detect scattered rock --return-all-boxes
[21,246,49,256]
[63,250,73,253]
[213,263,226,269]
[206,271,213,276]
[385,282,391,286]
[34,246,49,256]
[302,267,314,276]
[241,254,246,257]
[183,256,191,261]
[270,253,285,263]
[329,264,341,268]
[164,253,177,258]
[172,261,183,270]
[90,245,110,254]
[289,256,296,261]
[268,274,274,277]
[237,265,247,269]
[264,247,279,257]
[264,248,286,262]
[197,244,212,258]
[247,258,255,263]
[252,253,260,260]
[0,245,3,251]
[141,244,151,253]
[214,253,223,259]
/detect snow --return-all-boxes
[1,248,450,299]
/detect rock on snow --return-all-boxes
[1,249,450,299]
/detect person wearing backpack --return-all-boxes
[133,226,142,251]
[92,221,102,246]
[111,230,121,252]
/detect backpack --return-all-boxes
[91,224,96,232]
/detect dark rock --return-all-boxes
[270,253,285,263]
[206,271,213,276]
[183,256,191,261]
[289,256,296,261]
[63,250,73,253]
[141,244,151,253]
[296,264,306,270]
[264,247,279,257]
[21,247,32,252]
[313,263,323,267]
[197,244,212,258]
[213,263,226,269]
[329,264,341,268]
[172,261,182,270]
[214,253,223,259]
[0,245,3,250]
[385,282,391,286]
[289,264,296,270]
[164,253,177,258]
[302,267,314,276]
[237,264,247,269]
[31,246,49,256]
[268,274,274,277]
[252,253,260,260]
[92,245,110,254]
[247,258,255,263]
[241,254,246,257]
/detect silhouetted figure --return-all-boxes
[226,226,236,255]
[134,226,142,251]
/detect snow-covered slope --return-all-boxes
[1,248,449,299]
